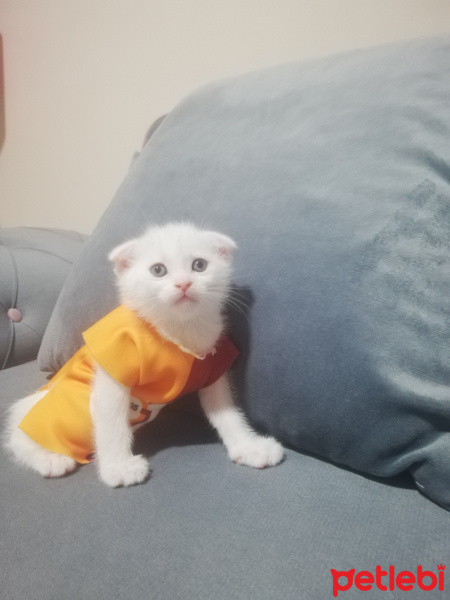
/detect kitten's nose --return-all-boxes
[175,281,192,293]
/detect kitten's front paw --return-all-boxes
[228,436,285,469]
[99,454,150,488]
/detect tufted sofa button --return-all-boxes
[7,308,23,322]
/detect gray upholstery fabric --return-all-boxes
[37,36,450,510]
[0,228,87,369]
[1,361,449,600]
[37,36,450,511]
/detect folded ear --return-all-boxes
[108,239,139,275]
[209,232,237,260]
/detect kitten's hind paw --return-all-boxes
[7,428,77,478]
[99,454,150,488]
[36,452,77,479]
[229,436,285,469]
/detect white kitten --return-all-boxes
[5,223,284,487]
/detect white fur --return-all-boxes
[109,222,237,356]
[4,391,77,478]
[90,366,150,487]
[199,373,285,469]
[5,222,284,486]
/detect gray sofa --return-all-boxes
[1,36,450,600]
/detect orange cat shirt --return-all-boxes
[19,305,239,464]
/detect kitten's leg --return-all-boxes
[5,391,77,478]
[199,373,285,469]
[90,365,149,487]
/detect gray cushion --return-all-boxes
[38,36,450,510]
[0,228,86,369]
[1,361,450,600]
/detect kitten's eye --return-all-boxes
[150,263,167,277]
[192,258,208,272]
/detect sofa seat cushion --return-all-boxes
[1,361,450,600]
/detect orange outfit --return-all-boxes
[19,305,239,463]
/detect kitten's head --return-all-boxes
[109,223,236,326]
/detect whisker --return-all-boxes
[224,298,250,320]
[227,294,249,309]
[228,291,251,305]
[229,274,248,281]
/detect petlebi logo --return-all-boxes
[330,564,445,597]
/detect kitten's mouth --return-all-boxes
[175,293,196,305]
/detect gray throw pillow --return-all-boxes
[39,36,450,510]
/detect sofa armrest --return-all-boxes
[0,227,87,370]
